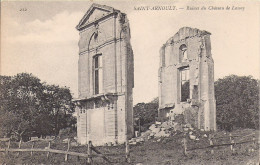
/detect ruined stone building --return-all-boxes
[158,27,216,131]
[74,4,134,145]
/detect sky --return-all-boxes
[1,0,259,104]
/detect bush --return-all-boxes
[58,127,76,139]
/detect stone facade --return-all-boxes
[158,27,216,131]
[74,4,134,146]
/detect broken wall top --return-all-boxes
[162,27,211,48]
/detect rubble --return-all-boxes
[129,120,210,145]
[70,142,78,147]
[155,121,162,125]
[149,124,156,130]
[189,135,196,140]
[62,138,69,143]
[154,131,170,138]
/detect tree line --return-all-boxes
[0,73,76,141]
[0,73,258,141]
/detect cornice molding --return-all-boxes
[79,37,123,55]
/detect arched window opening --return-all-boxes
[88,32,98,51]
[179,44,188,62]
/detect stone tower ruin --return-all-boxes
[158,27,216,131]
[74,4,134,145]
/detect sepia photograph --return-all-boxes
[0,0,259,164]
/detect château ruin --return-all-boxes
[158,27,216,131]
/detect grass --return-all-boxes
[0,129,259,165]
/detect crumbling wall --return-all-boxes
[158,27,216,131]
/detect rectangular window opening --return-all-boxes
[192,85,198,100]
[93,54,103,95]
[180,67,190,102]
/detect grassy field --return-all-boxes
[0,129,259,165]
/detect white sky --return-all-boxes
[1,1,259,104]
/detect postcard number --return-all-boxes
[20,8,27,11]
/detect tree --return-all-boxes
[215,75,259,131]
[0,73,75,140]
[0,111,29,140]
[0,73,44,140]
[133,98,158,131]
[42,85,75,135]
